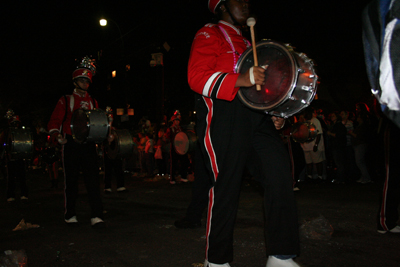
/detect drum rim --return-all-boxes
[235,40,299,111]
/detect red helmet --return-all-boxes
[8,115,21,127]
[72,68,93,82]
[169,115,181,122]
[208,0,224,14]
[72,56,96,83]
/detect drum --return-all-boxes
[235,40,318,118]
[173,131,197,155]
[290,122,317,143]
[106,129,134,159]
[71,109,109,144]
[6,128,34,160]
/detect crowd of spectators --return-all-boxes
[285,101,386,187]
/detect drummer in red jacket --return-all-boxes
[187,1,300,266]
[165,113,189,184]
[47,56,105,229]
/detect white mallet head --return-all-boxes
[246,17,256,27]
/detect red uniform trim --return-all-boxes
[205,187,214,259]
[379,125,391,230]
[203,97,219,180]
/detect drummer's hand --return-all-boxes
[57,134,67,145]
[272,116,285,130]
[236,66,265,87]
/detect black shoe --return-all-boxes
[174,217,201,229]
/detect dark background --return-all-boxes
[2,0,373,129]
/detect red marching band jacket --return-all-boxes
[47,90,98,136]
[187,20,250,101]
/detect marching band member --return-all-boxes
[103,109,127,194]
[47,57,105,228]
[3,111,29,202]
[165,113,189,184]
[187,0,300,266]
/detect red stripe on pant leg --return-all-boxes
[203,97,219,181]
[205,187,214,260]
[202,97,219,262]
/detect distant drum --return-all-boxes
[173,131,197,155]
[6,128,34,160]
[106,129,134,159]
[290,122,317,143]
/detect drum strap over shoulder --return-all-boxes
[216,24,251,73]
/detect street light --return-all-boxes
[99,17,126,80]
[99,18,125,58]
[99,19,107,26]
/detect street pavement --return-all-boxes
[1,168,400,267]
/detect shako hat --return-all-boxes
[169,115,181,122]
[208,0,225,14]
[72,56,97,82]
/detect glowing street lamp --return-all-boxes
[99,19,107,26]
[99,18,124,57]
[99,18,125,79]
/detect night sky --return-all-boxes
[3,0,374,128]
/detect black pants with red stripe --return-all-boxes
[377,121,400,231]
[195,96,299,264]
[63,135,103,220]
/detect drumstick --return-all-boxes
[246,17,261,91]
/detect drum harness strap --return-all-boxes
[217,24,250,73]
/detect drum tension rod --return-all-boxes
[301,86,313,92]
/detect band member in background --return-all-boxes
[165,114,189,184]
[47,57,105,228]
[187,1,300,266]
[281,117,305,191]
[103,111,127,194]
[3,111,29,202]
[300,107,325,181]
